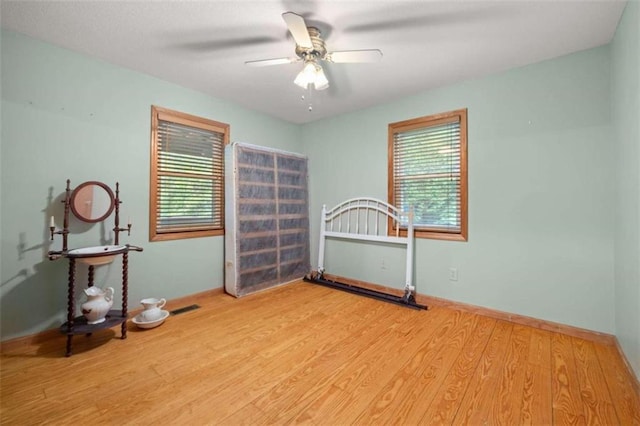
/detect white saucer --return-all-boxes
[132,310,169,329]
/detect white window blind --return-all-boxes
[150,106,228,241]
[389,109,467,240]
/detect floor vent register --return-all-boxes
[170,304,201,316]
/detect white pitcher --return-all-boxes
[81,287,114,324]
[139,297,166,322]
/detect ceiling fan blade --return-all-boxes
[245,57,300,67]
[282,12,313,48]
[174,36,280,52]
[343,5,503,34]
[326,49,383,63]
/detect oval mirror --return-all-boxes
[70,181,115,223]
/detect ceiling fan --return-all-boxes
[245,12,383,91]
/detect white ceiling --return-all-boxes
[1,0,627,124]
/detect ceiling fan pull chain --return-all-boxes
[307,87,313,111]
[301,89,314,112]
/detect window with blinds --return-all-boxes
[388,109,468,241]
[150,106,229,241]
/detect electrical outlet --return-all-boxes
[449,267,458,281]
[381,258,387,270]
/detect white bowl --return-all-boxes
[68,245,127,256]
[132,310,169,329]
[67,245,128,266]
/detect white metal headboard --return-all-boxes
[317,197,415,294]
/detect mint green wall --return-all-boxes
[303,46,615,334]
[0,30,300,340]
[612,1,640,376]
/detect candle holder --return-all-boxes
[50,226,69,241]
[48,180,72,252]
[114,223,132,237]
[112,182,133,245]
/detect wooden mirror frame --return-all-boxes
[70,181,115,223]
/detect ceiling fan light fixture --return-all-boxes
[294,61,317,89]
[313,65,329,91]
[294,59,329,91]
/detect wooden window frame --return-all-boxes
[149,105,229,242]
[388,108,468,241]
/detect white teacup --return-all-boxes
[139,297,166,322]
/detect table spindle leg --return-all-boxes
[121,252,128,339]
[65,258,76,357]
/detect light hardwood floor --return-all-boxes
[1,282,639,425]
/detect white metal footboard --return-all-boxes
[317,197,415,294]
